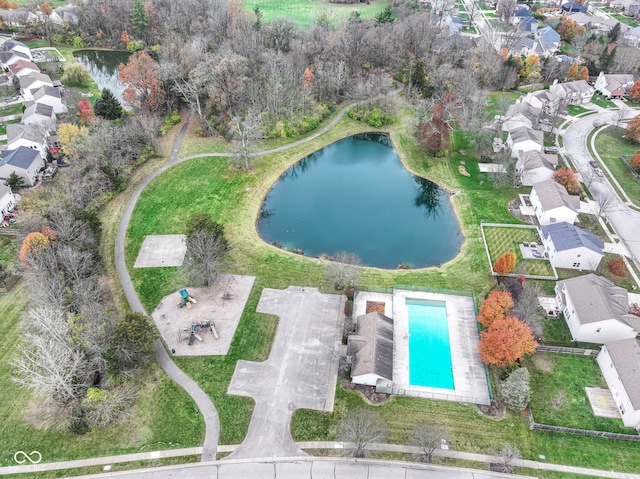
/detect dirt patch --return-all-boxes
[342,379,390,405]
[366,301,386,314]
[477,398,507,420]
[531,353,556,373]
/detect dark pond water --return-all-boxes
[73,50,130,106]
[257,133,463,269]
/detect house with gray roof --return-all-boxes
[31,85,66,114]
[0,183,16,216]
[0,146,44,187]
[501,102,541,132]
[7,123,49,158]
[516,150,558,185]
[348,312,394,387]
[507,126,543,157]
[597,338,640,430]
[519,89,561,114]
[556,273,640,343]
[595,72,635,99]
[0,38,32,60]
[22,102,56,126]
[19,72,53,100]
[549,79,595,105]
[541,221,604,270]
[530,179,580,225]
[624,25,640,46]
[0,50,30,69]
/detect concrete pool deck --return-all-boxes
[353,289,491,405]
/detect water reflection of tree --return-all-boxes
[353,132,392,147]
[282,150,321,181]
[414,177,443,219]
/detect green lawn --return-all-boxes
[556,253,638,291]
[576,213,608,243]
[590,94,617,109]
[482,225,556,277]
[483,11,496,17]
[0,103,23,117]
[567,104,590,116]
[612,13,639,27]
[527,353,637,435]
[592,125,640,206]
[0,282,205,465]
[0,234,16,268]
[243,0,392,25]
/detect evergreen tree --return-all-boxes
[131,0,149,38]
[5,172,24,190]
[609,22,621,42]
[94,88,123,120]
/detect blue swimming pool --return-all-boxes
[407,299,454,389]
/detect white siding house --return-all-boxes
[597,339,640,431]
[516,150,558,186]
[548,79,595,104]
[0,146,45,187]
[20,72,54,100]
[31,85,66,114]
[22,103,56,126]
[6,124,48,158]
[555,274,640,343]
[0,39,32,60]
[530,179,580,226]
[595,72,635,99]
[507,126,543,157]
[7,59,39,78]
[541,222,604,270]
[0,184,16,216]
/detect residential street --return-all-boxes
[562,110,640,271]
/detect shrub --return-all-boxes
[501,367,530,411]
[493,252,517,276]
[348,106,395,128]
[126,40,145,53]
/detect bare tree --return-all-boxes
[12,308,91,404]
[594,191,618,220]
[515,282,544,338]
[496,0,517,23]
[494,443,522,474]
[230,112,263,170]
[325,251,361,290]
[408,422,449,463]
[338,409,387,458]
[184,230,228,286]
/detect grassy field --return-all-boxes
[556,252,638,291]
[612,13,639,27]
[243,0,392,25]
[527,353,637,435]
[0,234,16,268]
[0,103,23,117]
[590,94,617,109]
[592,125,640,206]
[567,104,590,116]
[482,225,556,277]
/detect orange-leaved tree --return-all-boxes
[478,290,514,328]
[631,150,640,172]
[630,78,640,101]
[553,166,580,195]
[19,231,53,265]
[578,66,589,81]
[77,99,94,125]
[626,114,640,143]
[608,256,626,277]
[478,316,538,368]
[118,51,165,113]
[493,252,517,276]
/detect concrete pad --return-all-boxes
[151,274,255,356]
[134,234,187,268]
[604,242,630,256]
[585,387,621,419]
[478,163,506,173]
[227,286,343,459]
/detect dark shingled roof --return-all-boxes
[532,179,580,212]
[542,221,604,254]
[0,146,41,170]
[604,338,640,410]
[24,102,54,119]
[348,312,394,382]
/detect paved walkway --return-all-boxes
[3,442,640,478]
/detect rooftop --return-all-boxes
[541,221,604,254]
[604,338,640,409]
[532,179,580,212]
[348,312,394,381]
[0,146,41,170]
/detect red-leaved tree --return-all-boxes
[118,51,166,113]
[19,231,53,265]
[608,256,626,277]
[478,290,514,328]
[631,150,640,173]
[419,102,450,155]
[553,166,581,195]
[478,316,538,368]
[626,114,640,143]
[493,252,517,276]
[77,99,94,125]
[629,78,640,101]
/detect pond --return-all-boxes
[257,133,463,269]
[73,50,130,106]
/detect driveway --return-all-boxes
[562,111,640,269]
[226,286,343,459]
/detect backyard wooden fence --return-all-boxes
[537,345,598,357]
[527,408,640,441]
[620,155,640,180]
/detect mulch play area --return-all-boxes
[152,274,255,356]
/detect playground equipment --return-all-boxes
[178,320,216,346]
[177,289,197,309]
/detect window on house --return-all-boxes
[596,328,601,333]
[550,218,556,223]
[577,254,581,257]
[572,263,580,267]
[620,404,626,415]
